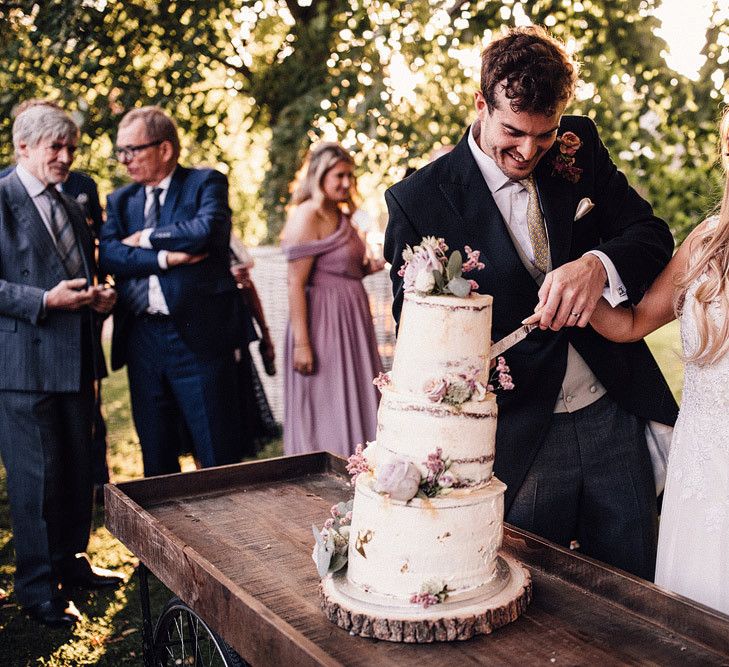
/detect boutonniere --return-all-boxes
[551,131,583,184]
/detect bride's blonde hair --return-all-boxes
[676,107,729,366]
[290,142,358,214]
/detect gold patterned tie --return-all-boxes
[521,175,549,274]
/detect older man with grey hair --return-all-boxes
[0,104,123,627]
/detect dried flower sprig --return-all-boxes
[372,372,391,389]
[410,579,450,608]
[487,356,515,392]
[346,443,372,485]
[418,448,455,498]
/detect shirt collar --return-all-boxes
[467,124,519,194]
[145,169,174,197]
[15,163,53,199]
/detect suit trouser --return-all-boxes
[0,385,94,606]
[126,315,241,477]
[506,394,658,581]
[91,381,109,485]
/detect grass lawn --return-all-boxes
[0,326,682,665]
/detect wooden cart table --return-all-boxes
[105,452,729,666]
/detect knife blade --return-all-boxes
[489,324,537,360]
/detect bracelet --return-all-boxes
[294,343,311,348]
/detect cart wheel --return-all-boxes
[153,596,248,667]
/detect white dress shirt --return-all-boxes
[138,170,174,314]
[466,126,628,306]
[15,164,63,243]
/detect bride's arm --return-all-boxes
[590,222,705,342]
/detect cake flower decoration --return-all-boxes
[488,356,515,392]
[346,443,372,485]
[374,457,422,502]
[423,362,513,407]
[410,579,450,608]
[399,237,485,297]
[312,499,353,577]
[372,372,391,390]
[418,447,456,498]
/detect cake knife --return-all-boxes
[489,323,537,360]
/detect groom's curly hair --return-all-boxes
[481,26,578,116]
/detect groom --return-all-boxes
[384,26,678,580]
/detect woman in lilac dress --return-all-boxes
[282,143,384,456]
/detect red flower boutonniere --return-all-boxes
[551,131,583,183]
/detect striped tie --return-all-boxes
[125,187,162,315]
[46,186,84,278]
[521,175,550,274]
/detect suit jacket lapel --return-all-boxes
[439,133,543,292]
[160,165,186,227]
[534,149,575,269]
[129,187,146,233]
[7,173,68,285]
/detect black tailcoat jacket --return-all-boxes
[384,116,679,513]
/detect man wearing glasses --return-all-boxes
[100,106,242,477]
[0,105,122,627]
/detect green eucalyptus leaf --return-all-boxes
[329,553,348,573]
[446,250,462,280]
[312,525,334,578]
[447,275,471,297]
[433,269,445,291]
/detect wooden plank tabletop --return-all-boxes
[106,453,729,666]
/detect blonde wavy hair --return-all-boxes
[290,142,358,213]
[676,107,729,366]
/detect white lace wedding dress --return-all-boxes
[654,257,729,615]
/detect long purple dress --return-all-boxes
[283,215,382,456]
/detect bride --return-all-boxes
[588,108,729,615]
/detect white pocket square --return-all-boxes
[574,198,595,221]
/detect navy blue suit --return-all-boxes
[100,166,241,476]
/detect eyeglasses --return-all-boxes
[114,140,163,162]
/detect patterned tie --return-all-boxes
[520,175,550,274]
[126,187,162,315]
[45,186,84,278]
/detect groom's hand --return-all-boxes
[534,255,607,331]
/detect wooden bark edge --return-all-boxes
[319,574,532,643]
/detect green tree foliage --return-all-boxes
[1,0,727,242]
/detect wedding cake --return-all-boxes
[315,238,531,643]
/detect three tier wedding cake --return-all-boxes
[314,238,531,642]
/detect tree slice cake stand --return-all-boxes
[319,553,531,643]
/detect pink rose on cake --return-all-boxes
[424,377,448,403]
[374,457,421,502]
[399,237,445,292]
